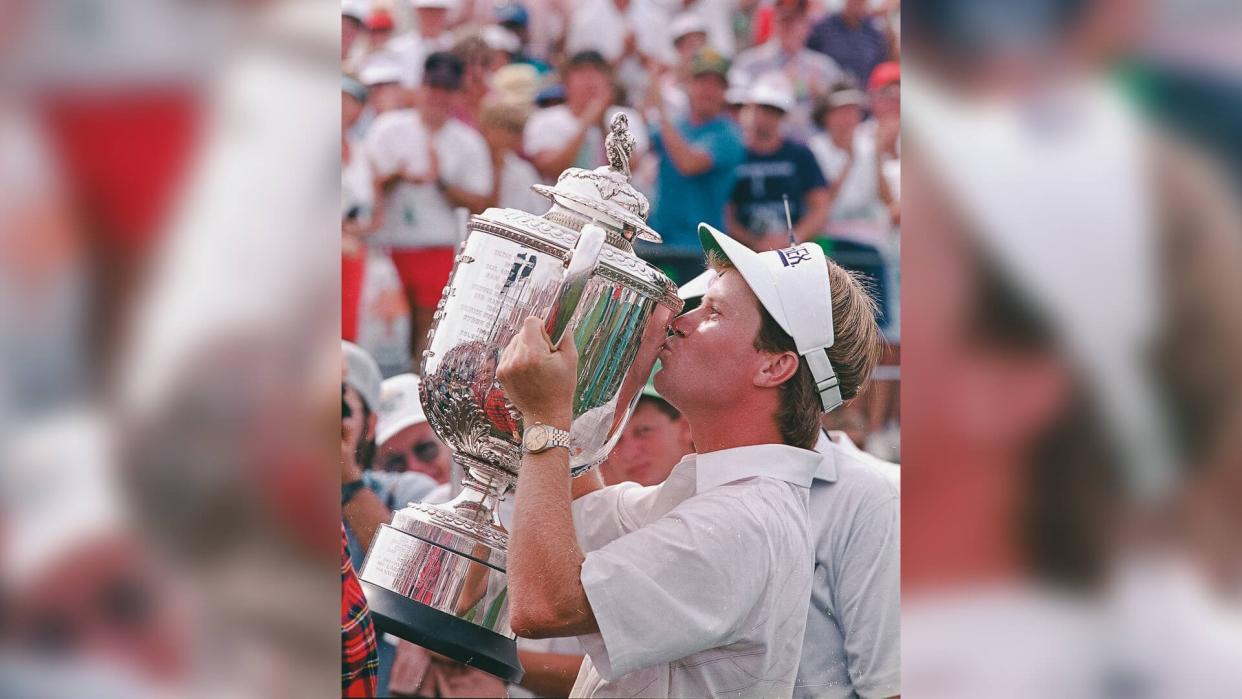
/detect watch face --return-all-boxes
[525,425,549,452]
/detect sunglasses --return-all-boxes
[17,577,157,654]
[381,439,442,472]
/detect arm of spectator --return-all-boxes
[515,650,585,696]
[795,188,832,243]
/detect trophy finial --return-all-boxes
[605,112,637,180]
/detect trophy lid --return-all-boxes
[531,113,663,244]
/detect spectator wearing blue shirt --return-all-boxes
[728,77,831,252]
[643,49,747,283]
[806,0,893,90]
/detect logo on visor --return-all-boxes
[777,246,813,268]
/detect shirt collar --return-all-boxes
[812,431,838,483]
[693,444,821,493]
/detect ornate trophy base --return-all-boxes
[359,457,524,682]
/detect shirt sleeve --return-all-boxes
[570,481,659,553]
[576,487,773,680]
[834,495,901,698]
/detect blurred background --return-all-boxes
[902,0,1242,696]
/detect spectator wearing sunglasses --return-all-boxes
[375,373,453,484]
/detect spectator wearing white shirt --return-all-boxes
[523,50,648,182]
[495,225,882,697]
[364,52,495,367]
[798,430,901,698]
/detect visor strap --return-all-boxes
[804,349,843,413]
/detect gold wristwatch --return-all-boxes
[522,423,572,454]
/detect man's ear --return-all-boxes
[754,351,801,389]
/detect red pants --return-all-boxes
[389,247,455,309]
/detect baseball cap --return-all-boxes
[745,76,795,113]
[359,57,404,87]
[343,341,383,413]
[868,61,901,91]
[342,0,370,22]
[423,51,465,89]
[690,48,730,80]
[697,224,842,412]
[670,13,709,43]
[377,374,429,446]
[412,0,455,9]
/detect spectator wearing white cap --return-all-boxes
[728,75,831,251]
[358,56,408,115]
[375,374,452,484]
[495,223,882,697]
[729,0,845,142]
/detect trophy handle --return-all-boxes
[545,222,606,348]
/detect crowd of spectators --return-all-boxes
[341,0,900,485]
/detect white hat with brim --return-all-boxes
[697,223,842,412]
[745,81,795,113]
[342,0,370,22]
[360,58,404,87]
[377,373,429,446]
[412,0,455,8]
[670,13,709,42]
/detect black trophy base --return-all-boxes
[361,581,524,683]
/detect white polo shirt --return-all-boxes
[568,444,820,698]
[795,432,901,698]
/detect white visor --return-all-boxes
[697,224,842,412]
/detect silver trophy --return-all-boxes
[359,114,683,680]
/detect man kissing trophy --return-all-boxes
[358,115,682,681]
